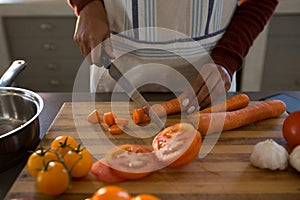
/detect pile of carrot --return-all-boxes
[88,93,286,136]
[87,110,129,135]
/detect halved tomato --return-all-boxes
[152,123,201,167]
[91,158,126,183]
[105,144,157,180]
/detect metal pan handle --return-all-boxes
[0,60,27,87]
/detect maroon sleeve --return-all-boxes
[211,0,278,77]
[67,0,97,16]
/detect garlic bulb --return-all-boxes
[250,139,289,170]
[289,145,300,172]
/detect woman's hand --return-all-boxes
[179,64,232,113]
[73,0,114,65]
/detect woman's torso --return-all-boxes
[92,0,238,92]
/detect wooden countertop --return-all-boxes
[3,92,300,199]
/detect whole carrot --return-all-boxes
[133,99,181,124]
[188,100,286,135]
[132,94,249,125]
[152,98,181,116]
[200,93,250,114]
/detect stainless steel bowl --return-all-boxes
[0,60,44,172]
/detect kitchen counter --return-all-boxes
[1,91,300,199]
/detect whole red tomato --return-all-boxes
[282,111,300,148]
[152,123,201,167]
[106,144,157,180]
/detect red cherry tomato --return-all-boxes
[106,144,157,180]
[91,159,126,183]
[282,111,300,148]
[152,123,201,167]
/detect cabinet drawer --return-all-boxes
[14,58,89,92]
[19,59,84,76]
[261,15,300,90]
[3,17,77,38]
[15,72,90,92]
[16,76,76,92]
[8,38,81,58]
[262,75,300,90]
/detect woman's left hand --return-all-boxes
[178,63,232,114]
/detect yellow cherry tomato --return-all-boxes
[50,135,78,156]
[64,147,93,178]
[132,194,161,200]
[36,161,70,196]
[90,186,131,200]
[27,148,59,178]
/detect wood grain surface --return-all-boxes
[5,101,300,200]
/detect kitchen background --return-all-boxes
[0,0,299,92]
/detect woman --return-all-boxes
[68,0,278,113]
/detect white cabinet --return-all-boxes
[261,15,300,90]
[3,16,84,92]
[0,1,89,92]
[240,0,300,91]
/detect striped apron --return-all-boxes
[91,0,238,93]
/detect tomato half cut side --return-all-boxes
[152,123,201,168]
[105,144,157,180]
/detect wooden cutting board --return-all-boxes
[5,102,300,200]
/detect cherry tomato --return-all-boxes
[64,147,93,178]
[152,123,201,167]
[50,135,78,155]
[27,148,59,178]
[282,111,300,148]
[90,186,131,200]
[91,159,126,183]
[132,194,161,200]
[106,144,157,180]
[36,161,69,196]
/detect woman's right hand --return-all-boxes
[73,0,115,65]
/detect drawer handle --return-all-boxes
[40,23,55,30]
[49,79,60,86]
[47,63,58,70]
[43,43,56,51]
